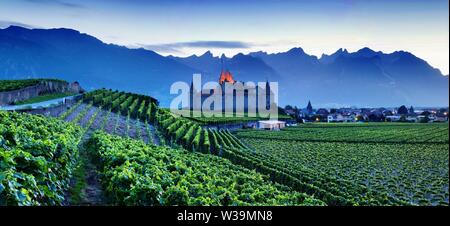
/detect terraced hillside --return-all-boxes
[71,89,249,152]
[0,79,66,92]
[2,89,324,206]
[0,79,81,106]
[2,88,448,206]
[58,101,159,145]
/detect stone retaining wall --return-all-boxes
[0,80,83,105]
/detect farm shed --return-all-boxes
[258,120,286,130]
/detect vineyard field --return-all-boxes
[2,88,448,207]
[0,111,83,205]
[233,124,449,205]
[236,123,449,144]
[0,79,67,92]
[173,110,292,125]
[87,131,325,206]
[57,102,158,145]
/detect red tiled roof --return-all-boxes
[219,70,235,84]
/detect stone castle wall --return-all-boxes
[0,80,83,105]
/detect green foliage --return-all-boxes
[0,79,67,92]
[119,96,134,115]
[180,112,292,125]
[208,129,220,154]
[192,127,202,152]
[59,99,83,120]
[397,105,409,115]
[137,100,147,120]
[202,129,210,153]
[73,89,449,206]
[233,123,449,206]
[87,131,324,206]
[236,123,449,144]
[13,92,75,105]
[419,116,430,123]
[82,89,158,121]
[155,109,244,153]
[0,111,82,205]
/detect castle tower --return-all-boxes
[219,58,235,85]
[306,100,313,114]
[265,80,271,110]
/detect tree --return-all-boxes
[306,100,313,114]
[355,115,365,122]
[292,106,302,123]
[278,107,287,115]
[293,106,299,115]
[383,110,393,116]
[285,105,293,111]
[421,111,431,116]
[368,113,383,122]
[397,105,408,115]
[409,106,415,114]
[437,108,448,117]
[399,115,407,122]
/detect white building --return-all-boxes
[327,114,354,123]
[258,120,286,130]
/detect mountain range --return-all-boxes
[0,25,448,107]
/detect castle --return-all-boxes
[189,67,274,115]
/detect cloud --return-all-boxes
[174,41,252,49]
[139,41,253,54]
[24,0,86,9]
[139,44,185,54]
[0,20,38,29]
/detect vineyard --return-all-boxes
[174,110,292,125]
[0,111,83,205]
[2,89,314,206]
[1,88,449,206]
[87,131,324,206]
[155,108,248,153]
[54,89,250,152]
[233,124,449,205]
[57,89,160,145]
[0,79,67,92]
[236,123,449,144]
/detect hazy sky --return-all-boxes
[1,0,448,74]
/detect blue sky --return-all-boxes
[0,0,448,74]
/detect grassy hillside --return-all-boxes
[13,92,75,105]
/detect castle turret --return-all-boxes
[219,57,235,84]
[306,100,313,114]
[219,70,235,84]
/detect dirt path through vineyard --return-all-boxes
[65,129,108,205]
[57,103,162,205]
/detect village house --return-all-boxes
[385,115,402,122]
[434,112,449,122]
[292,102,447,124]
[316,108,329,116]
[327,113,355,123]
[258,120,286,130]
[285,109,296,116]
